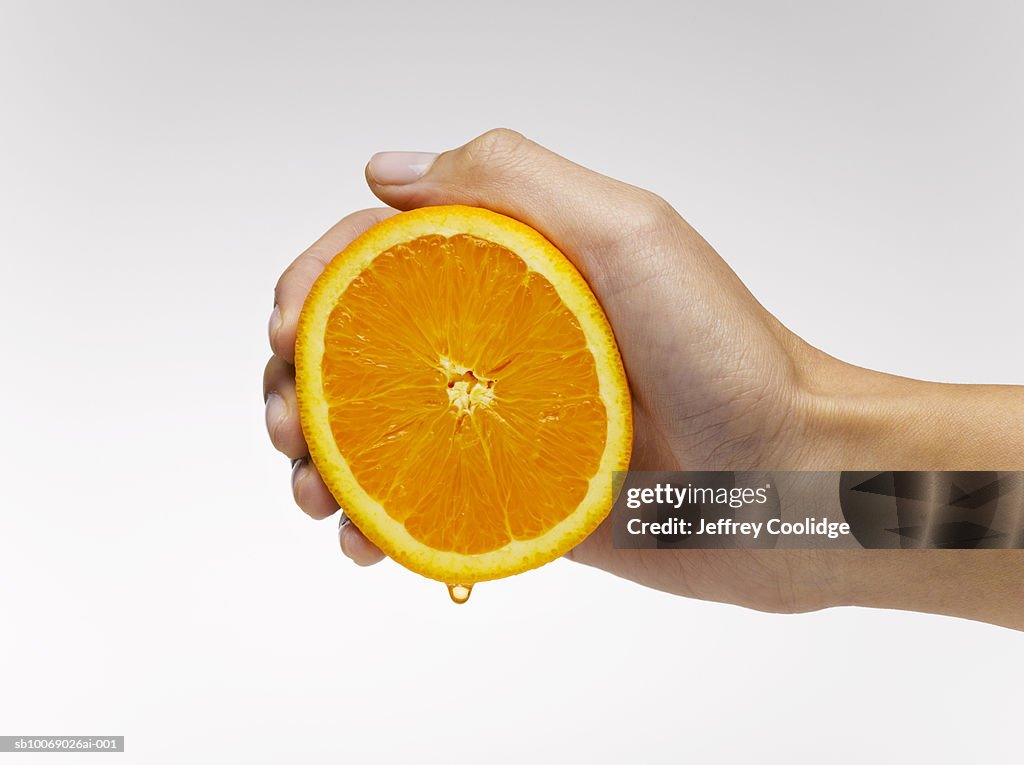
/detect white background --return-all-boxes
[1,1,1021,762]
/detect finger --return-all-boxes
[339,518,386,566]
[291,457,340,520]
[363,129,679,287]
[271,207,396,362]
[263,356,307,459]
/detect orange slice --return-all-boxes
[295,205,632,585]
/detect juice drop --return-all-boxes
[447,583,473,604]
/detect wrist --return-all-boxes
[789,353,948,471]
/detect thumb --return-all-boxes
[364,129,679,285]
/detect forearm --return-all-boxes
[796,353,1024,628]
[800,355,1024,472]
[827,550,1024,630]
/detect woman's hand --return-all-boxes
[265,129,1024,627]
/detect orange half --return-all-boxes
[295,205,632,583]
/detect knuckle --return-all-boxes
[623,191,678,238]
[590,190,679,254]
[464,128,530,169]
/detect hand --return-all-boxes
[265,129,1024,627]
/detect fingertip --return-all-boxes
[265,391,287,444]
[292,459,340,520]
[339,522,386,566]
[366,151,438,187]
[264,359,306,459]
[268,303,282,351]
[268,300,297,363]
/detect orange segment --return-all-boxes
[295,205,632,583]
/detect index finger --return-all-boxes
[270,207,395,362]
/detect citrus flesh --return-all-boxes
[295,205,632,583]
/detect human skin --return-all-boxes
[264,129,1024,630]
